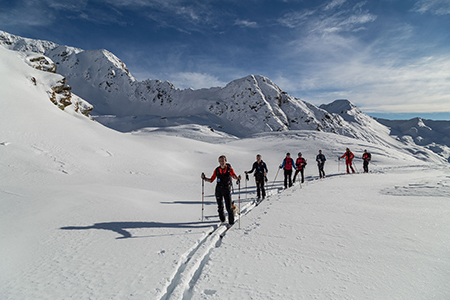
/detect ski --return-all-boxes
[219,224,233,239]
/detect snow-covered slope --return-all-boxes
[2,38,450,300]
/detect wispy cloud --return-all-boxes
[101,0,220,32]
[323,0,347,11]
[280,1,376,34]
[234,19,258,28]
[273,1,450,113]
[277,9,316,28]
[412,0,450,15]
[0,0,56,27]
[167,72,227,89]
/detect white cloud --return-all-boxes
[412,0,450,15]
[323,0,347,11]
[167,72,227,89]
[287,52,450,113]
[278,1,376,35]
[234,19,258,28]
[277,10,316,28]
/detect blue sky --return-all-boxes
[1,0,450,120]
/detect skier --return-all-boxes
[339,148,355,174]
[201,155,241,226]
[245,154,268,201]
[362,149,372,173]
[280,153,296,188]
[293,152,307,184]
[316,150,326,179]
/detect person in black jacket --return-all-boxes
[245,154,268,200]
[362,150,372,173]
[316,150,326,179]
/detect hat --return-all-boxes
[286,152,291,156]
[298,152,302,156]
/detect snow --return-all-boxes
[1,39,450,300]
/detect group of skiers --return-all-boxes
[201,148,372,226]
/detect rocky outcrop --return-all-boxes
[47,78,72,109]
[26,54,57,73]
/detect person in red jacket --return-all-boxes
[280,153,296,188]
[202,155,241,226]
[293,152,307,184]
[339,148,355,174]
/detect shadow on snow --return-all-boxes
[60,220,216,239]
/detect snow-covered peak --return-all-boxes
[320,99,358,114]
[0,30,82,55]
[2,29,448,162]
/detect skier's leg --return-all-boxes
[223,192,234,225]
[300,169,304,183]
[215,189,226,222]
[284,170,288,188]
[255,177,261,199]
[288,170,293,187]
[293,170,299,183]
[260,178,266,199]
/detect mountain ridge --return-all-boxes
[1,29,448,162]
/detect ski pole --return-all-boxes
[201,175,205,222]
[271,167,280,190]
[238,179,241,229]
[245,173,248,202]
[338,157,340,173]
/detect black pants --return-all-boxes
[293,168,304,183]
[215,185,234,225]
[363,160,369,173]
[255,174,266,199]
[284,169,293,188]
[318,163,325,178]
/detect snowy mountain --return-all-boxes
[0,30,388,141]
[1,30,448,163]
[376,117,450,163]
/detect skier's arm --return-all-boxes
[201,171,216,183]
[246,162,257,174]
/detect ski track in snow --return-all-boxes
[157,181,281,300]
[156,163,449,300]
[157,175,335,300]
